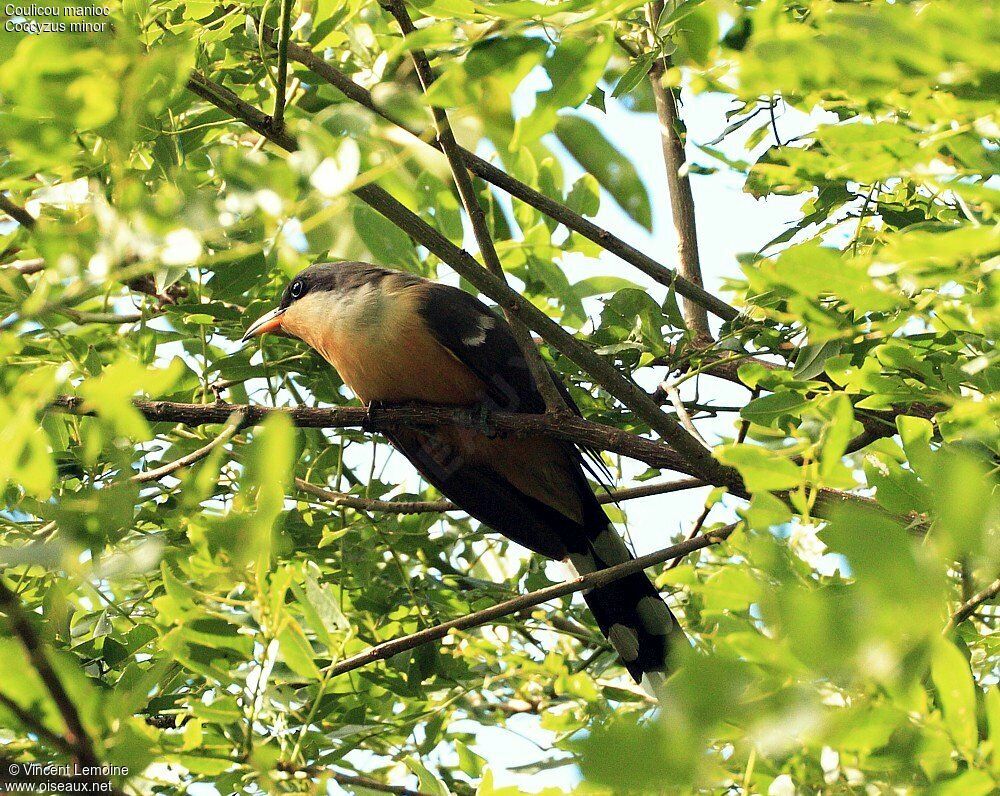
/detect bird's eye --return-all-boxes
[289,280,304,299]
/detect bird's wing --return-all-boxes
[412,282,610,528]
[419,283,617,496]
[417,283,545,414]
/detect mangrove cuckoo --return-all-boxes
[244,261,683,686]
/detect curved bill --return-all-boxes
[242,307,286,342]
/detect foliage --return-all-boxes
[0,0,997,793]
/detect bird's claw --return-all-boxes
[477,403,498,439]
[363,400,387,433]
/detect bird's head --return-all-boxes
[242,261,395,346]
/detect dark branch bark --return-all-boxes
[51,396,690,473]
[1,258,45,274]
[646,1,709,338]
[50,395,886,514]
[0,194,37,229]
[381,0,566,413]
[0,693,75,755]
[272,0,294,131]
[0,580,102,772]
[274,764,436,796]
[946,577,1000,632]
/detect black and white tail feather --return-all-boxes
[565,523,680,696]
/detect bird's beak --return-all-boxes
[242,307,286,342]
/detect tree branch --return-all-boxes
[51,396,690,474]
[0,580,102,771]
[321,524,737,681]
[296,475,705,514]
[274,764,436,796]
[258,26,739,323]
[2,258,44,275]
[0,193,36,229]
[59,308,144,325]
[945,577,1000,632]
[646,1,709,338]
[131,411,243,483]
[381,0,566,413]
[51,396,885,515]
[0,692,75,756]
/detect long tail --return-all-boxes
[566,525,685,691]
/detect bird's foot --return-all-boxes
[476,403,498,439]
[362,399,388,433]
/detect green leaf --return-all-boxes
[896,415,936,481]
[353,205,422,272]
[674,4,718,66]
[794,339,842,380]
[555,115,652,230]
[277,617,321,680]
[405,756,450,796]
[716,444,801,492]
[930,639,978,752]
[740,390,810,427]
[819,393,855,478]
[611,53,655,99]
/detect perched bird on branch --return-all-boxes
[244,261,684,688]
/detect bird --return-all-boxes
[243,261,685,689]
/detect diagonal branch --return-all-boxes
[0,580,103,772]
[182,70,736,489]
[0,693,75,756]
[320,524,738,681]
[645,0,709,338]
[0,193,37,229]
[945,577,1000,632]
[131,411,244,483]
[381,0,566,413]
[255,24,738,323]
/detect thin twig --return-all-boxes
[945,577,1000,632]
[274,764,435,796]
[131,411,243,484]
[59,308,144,325]
[330,772,434,796]
[0,692,75,755]
[668,504,715,570]
[665,384,711,449]
[2,258,44,275]
[381,0,566,413]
